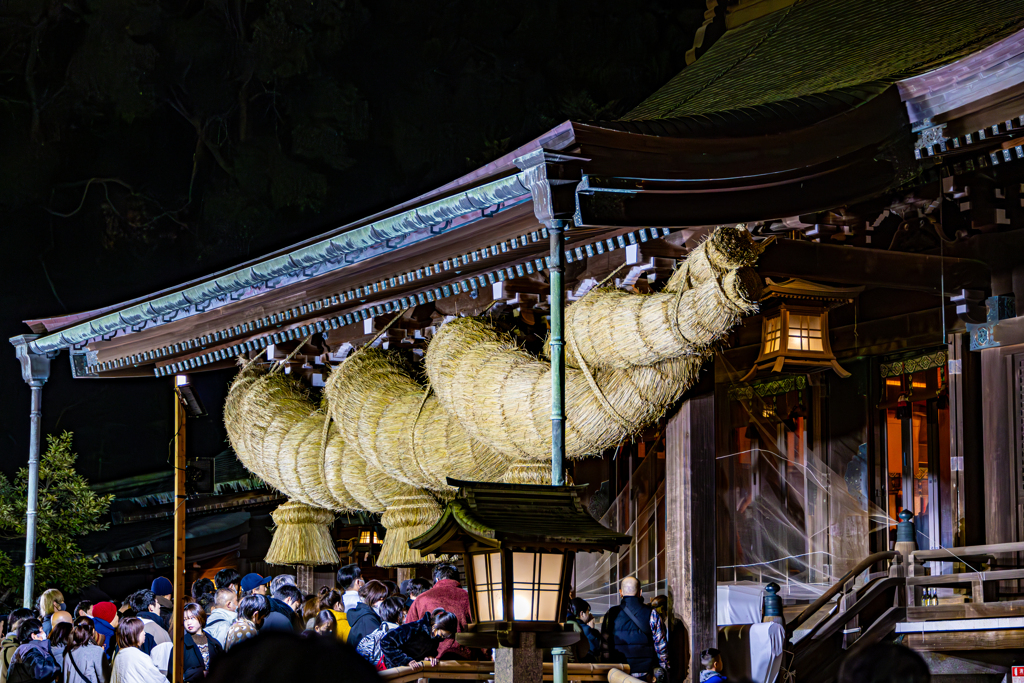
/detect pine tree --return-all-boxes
[0,432,113,600]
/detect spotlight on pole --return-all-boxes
[175,374,207,418]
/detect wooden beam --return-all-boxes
[172,384,186,683]
[666,392,716,683]
[757,239,990,296]
[906,599,1024,622]
[904,628,1024,651]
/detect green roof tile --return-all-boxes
[625,0,1024,121]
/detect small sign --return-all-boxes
[1011,665,1024,683]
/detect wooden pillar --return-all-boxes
[296,566,314,595]
[665,393,716,683]
[173,382,187,683]
[396,567,415,585]
[981,346,1016,546]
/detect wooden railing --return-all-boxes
[378,662,634,683]
[785,551,899,636]
[906,540,1024,621]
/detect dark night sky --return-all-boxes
[0,0,703,484]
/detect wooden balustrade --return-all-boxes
[378,661,633,683]
[905,540,1024,622]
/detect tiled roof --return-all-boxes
[624,0,1024,122]
[409,480,631,554]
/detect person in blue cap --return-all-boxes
[151,577,174,621]
[239,573,272,597]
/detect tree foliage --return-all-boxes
[0,432,112,597]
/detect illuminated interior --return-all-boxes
[511,552,563,621]
[787,313,823,352]
[764,315,782,353]
[471,552,504,621]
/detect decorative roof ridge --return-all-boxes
[26,171,535,355]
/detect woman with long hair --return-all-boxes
[110,617,164,683]
[313,611,336,636]
[182,603,222,681]
[37,590,64,636]
[63,618,106,683]
[47,620,72,662]
[301,596,320,630]
[379,608,457,672]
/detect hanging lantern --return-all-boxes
[742,278,862,382]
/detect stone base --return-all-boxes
[494,632,543,683]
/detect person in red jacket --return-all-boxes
[403,564,472,660]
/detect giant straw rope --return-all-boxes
[224,227,765,566]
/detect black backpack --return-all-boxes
[6,659,58,683]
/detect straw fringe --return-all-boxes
[376,490,448,567]
[265,501,340,566]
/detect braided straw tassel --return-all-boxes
[265,501,340,566]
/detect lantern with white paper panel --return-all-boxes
[409,479,630,648]
[742,278,862,382]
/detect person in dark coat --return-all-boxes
[7,618,60,683]
[346,581,387,648]
[182,603,222,681]
[379,609,457,672]
[269,585,304,633]
[150,578,174,622]
[601,577,668,680]
[565,598,599,663]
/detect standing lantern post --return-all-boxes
[409,479,631,683]
[11,335,54,608]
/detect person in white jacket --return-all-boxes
[204,589,238,648]
[110,618,165,683]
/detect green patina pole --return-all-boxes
[549,219,568,487]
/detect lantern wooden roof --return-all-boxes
[408,479,632,556]
[761,278,864,309]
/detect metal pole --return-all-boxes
[11,334,53,610]
[552,647,568,683]
[173,379,187,683]
[550,219,567,487]
[23,382,43,608]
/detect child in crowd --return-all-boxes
[699,648,727,683]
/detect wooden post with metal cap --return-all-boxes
[173,376,188,683]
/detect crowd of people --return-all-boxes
[0,564,464,683]
[0,566,933,683]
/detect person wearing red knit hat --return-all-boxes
[91,602,119,656]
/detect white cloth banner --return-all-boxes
[749,622,785,683]
[716,583,763,626]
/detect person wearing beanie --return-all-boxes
[151,577,174,622]
[91,602,119,656]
